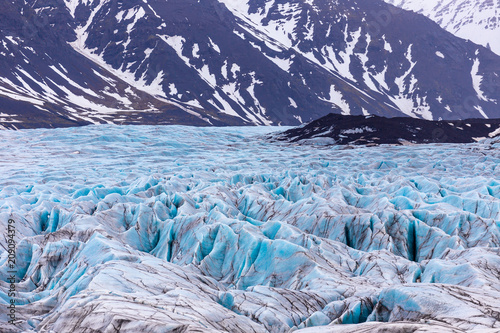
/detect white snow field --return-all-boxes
[0,125,500,332]
[384,0,500,56]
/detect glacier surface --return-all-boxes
[0,125,500,332]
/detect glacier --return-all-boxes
[0,125,500,332]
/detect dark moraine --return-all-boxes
[272,113,500,145]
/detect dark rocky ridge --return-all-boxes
[273,113,500,145]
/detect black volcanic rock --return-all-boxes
[0,0,500,128]
[273,113,500,145]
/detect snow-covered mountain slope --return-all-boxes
[0,0,241,128]
[385,0,500,56]
[1,0,500,127]
[1,126,500,332]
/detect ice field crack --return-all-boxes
[0,126,500,332]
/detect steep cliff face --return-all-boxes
[0,0,499,128]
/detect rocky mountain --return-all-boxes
[1,0,500,128]
[0,0,234,129]
[384,0,500,56]
[272,113,500,145]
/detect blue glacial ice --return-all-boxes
[0,125,499,332]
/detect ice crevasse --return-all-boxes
[0,125,499,332]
